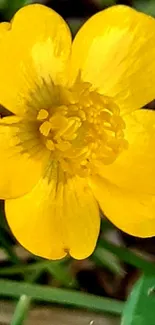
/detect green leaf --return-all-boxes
[133,0,155,17]
[121,274,155,325]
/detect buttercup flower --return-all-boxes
[0,4,155,259]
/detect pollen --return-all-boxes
[37,78,128,176]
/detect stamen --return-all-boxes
[39,121,51,137]
[37,78,128,177]
[56,141,71,151]
[46,139,55,151]
[37,109,49,121]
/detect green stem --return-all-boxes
[99,238,155,274]
[0,261,57,276]
[46,263,78,288]
[10,267,43,325]
[0,260,77,288]
[10,295,31,325]
[0,279,124,315]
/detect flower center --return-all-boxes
[37,80,128,176]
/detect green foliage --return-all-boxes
[0,279,124,314]
[94,0,116,6]
[121,274,155,325]
[0,0,35,20]
[92,245,125,276]
[99,238,155,274]
[133,0,155,16]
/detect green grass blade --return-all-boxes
[0,279,124,315]
[92,245,125,276]
[99,239,155,274]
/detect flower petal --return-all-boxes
[0,116,49,199]
[89,175,155,237]
[0,4,71,117]
[70,5,155,115]
[5,166,100,259]
[95,109,155,195]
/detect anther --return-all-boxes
[39,121,51,137]
[46,139,55,151]
[37,109,49,121]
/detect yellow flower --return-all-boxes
[1,4,155,259]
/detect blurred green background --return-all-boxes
[0,1,155,325]
[0,0,155,30]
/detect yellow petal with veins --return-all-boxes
[89,175,155,237]
[0,4,71,117]
[5,166,100,259]
[70,5,155,115]
[0,116,49,199]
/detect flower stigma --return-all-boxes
[36,79,128,177]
